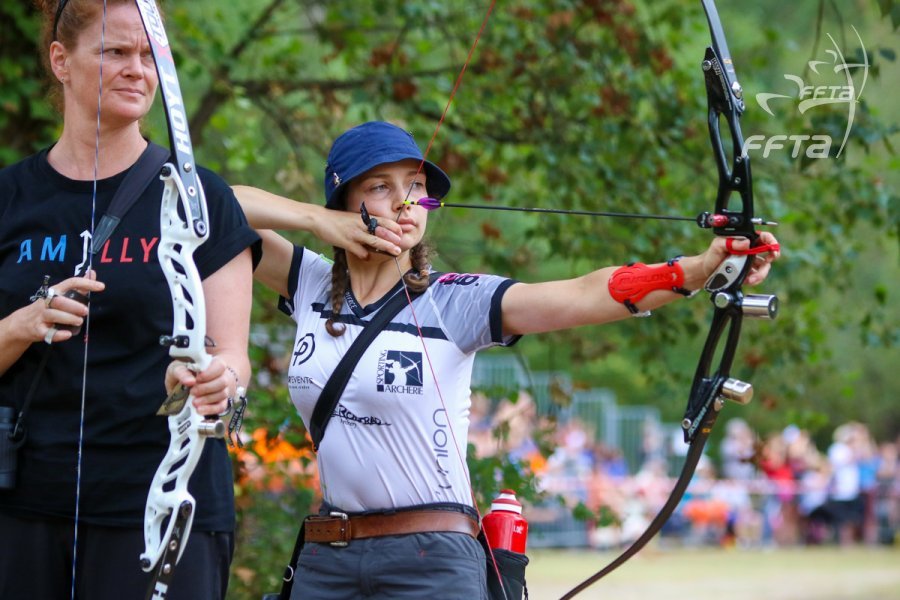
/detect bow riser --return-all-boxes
[139,400,208,567]
[682,305,742,441]
[703,59,756,240]
[701,0,745,115]
[140,170,224,582]
[140,396,224,599]
[133,1,219,594]
[706,105,755,235]
[156,167,211,359]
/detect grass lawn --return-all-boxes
[525,545,900,599]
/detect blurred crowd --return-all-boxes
[470,393,900,550]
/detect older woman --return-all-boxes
[0,3,406,598]
[0,2,260,598]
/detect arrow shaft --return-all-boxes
[431,201,696,222]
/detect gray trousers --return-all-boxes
[290,531,488,600]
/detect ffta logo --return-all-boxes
[744,26,868,159]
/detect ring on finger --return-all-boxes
[45,287,59,308]
[44,326,57,345]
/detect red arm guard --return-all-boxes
[608,259,691,315]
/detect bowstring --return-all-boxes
[390,2,509,598]
[389,266,509,600]
[71,1,105,597]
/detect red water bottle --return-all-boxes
[482,489,528,553]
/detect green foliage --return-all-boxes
[878,0,900,29]
[0,3,57,164]
[231,484,314,597]
[573,500,621,527]
[467,447,544,511]
[2,1,899,598]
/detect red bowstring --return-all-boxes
[393,1,508,597]
[412,1,497,185]
[402,0,497,492]
[396,278,510,599]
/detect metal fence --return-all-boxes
[472,354,678,547]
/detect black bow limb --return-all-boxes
[559,2,779,597]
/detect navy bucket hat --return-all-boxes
[323,121,452,209]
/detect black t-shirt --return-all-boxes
[0,147,260,530]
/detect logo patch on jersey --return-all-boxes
[334,405,391,429]
[437,272,482,286]
[291,333,315,366]
[376,350,423,394]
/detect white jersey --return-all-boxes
[281,247,519,512]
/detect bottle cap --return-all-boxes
[490,489,522,514]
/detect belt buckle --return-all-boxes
[329,511,350,547]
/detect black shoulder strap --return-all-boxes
[262,521,305,600]
[309,276,437,451]
[91,142,170,255]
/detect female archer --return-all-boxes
[233,120,780,599]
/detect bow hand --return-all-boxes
[163,358,233,418]
[701,233,780,290]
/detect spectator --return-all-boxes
[824,423,864,545]
[797,449,831,544]
[720,417,757,480]
[849,423,880,544]
[758,432,798,545]
[875,439,899,545]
